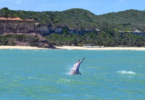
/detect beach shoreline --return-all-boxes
[55,46,145,50]
[1,45,145,50]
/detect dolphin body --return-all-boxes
[69,58,85,75]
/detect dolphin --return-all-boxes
[69,57,85,75]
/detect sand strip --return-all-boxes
[55,46,145,50]
[1,46,145,50]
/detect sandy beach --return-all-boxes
[55,46,145,50]
[0,46,47,50]
[1,45,145,50]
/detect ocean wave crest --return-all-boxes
[117,70,136,75]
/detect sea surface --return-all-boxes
[0,49,145,100]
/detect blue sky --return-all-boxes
[0,0,145,15]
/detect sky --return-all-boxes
[0,0,145,15]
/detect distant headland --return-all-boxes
[1,7,145,48]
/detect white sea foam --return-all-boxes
[57,78,73,84]
[65,72,70,75]
[117,70,136,75]
[66,49,72,50]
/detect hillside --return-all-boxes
[98,9,145,32]
[1,7,145,47]
[99,9,145,24]
[0,8,98,30]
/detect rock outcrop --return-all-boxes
[35,23,100,36]
[30,33,55,48]
[0,17,100,36]
[0,17,35,34]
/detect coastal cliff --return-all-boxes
[35,23,100,35]
[0,33,55,48]
[0,17,56,48]
[0,17,99,35]
[0,8,100,35]
[0,17,35,34]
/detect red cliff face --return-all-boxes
[0,17,35,34]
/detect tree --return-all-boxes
[2,7,9,11]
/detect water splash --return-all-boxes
[117,70,136,75]
[65,67,72,75]
[65,64,74,75]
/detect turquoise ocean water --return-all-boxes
[0,49,145,100]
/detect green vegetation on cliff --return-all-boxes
[0,34,37,46]
[1,7,145,31]
[45,31,145,47]
[0,34,40,46]
[0,34,54,48]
